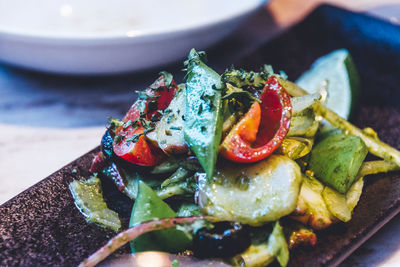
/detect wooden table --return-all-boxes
[1,0,399,266]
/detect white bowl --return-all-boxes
[0,0,266,75]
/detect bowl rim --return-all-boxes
[0,0,266,42]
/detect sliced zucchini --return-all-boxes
[198,155,302,226]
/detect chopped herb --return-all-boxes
[167,114,176,124]
[123,120,133,129]
[170,126,182,131]
[165,129,172,136]
[108,117,123,130]
[198,104,203,115]
[114,134,125,144]
[126,134,142,144]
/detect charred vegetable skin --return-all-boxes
[184,49,225,178]
[193,221,250,258]
[220,76,292,163]
[113,73,178,166]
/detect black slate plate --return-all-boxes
[1,4,400,267]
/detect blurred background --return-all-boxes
[0,0,399,265]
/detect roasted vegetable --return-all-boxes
[268,222,289,267]
[231,243,275,267]
[176,203,203,217]
[113,73,178,166]
[155,176,197,200]
[221,65,273,92]
[147,86,188,155]
[184,49,225,178]
[76,50,400,267]
[275,137,313,160]
[231,221,289,267]
[89,151,108,173]
[220,76,292,163]
[287,108,319,138]
[291,174,337,230]
[198,155,302,226]
[309,132,368,193]
[292,173,364,227]
[291,92,322,115]
[284,221,317,249]
[281,79,400,168]
[69,177,121,232]
[322,178,364,222]
[101,161,196,201]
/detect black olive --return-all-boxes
[101,130,114,159]
[193,221,250,258]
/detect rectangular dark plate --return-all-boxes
[1,4,400,266]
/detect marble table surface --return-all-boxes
[1,1,400,266]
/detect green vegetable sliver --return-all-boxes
[69,177,121,232]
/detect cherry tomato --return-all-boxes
[113,74,177,166]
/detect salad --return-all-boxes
[70,49,400,267]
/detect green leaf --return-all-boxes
[267,221,289,267]
[183,49,224,179]
[129,181,192,253]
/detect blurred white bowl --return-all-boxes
[0,0,266,75]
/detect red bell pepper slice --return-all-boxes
[220,76,292,163]
[113,74,177,166]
